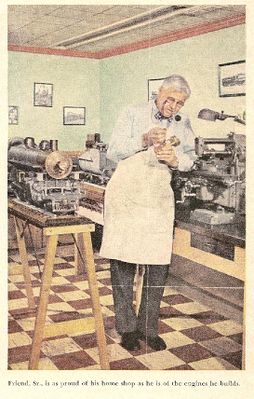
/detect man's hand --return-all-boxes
[142,127,167,148]
[155,142,179,168]
[142,127,179,168]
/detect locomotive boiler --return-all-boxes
[8,137,82,214]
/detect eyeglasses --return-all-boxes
[164,97,185,109]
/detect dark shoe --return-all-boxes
[137,331,166,351]
[121,331,141,351]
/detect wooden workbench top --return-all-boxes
[8,198,92,228]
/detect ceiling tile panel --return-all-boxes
[8,13,37,32]
[100,5,160,18]
[10,15,76,45]
[201,8,245,20]
[8,5,61,17]
[155,16,205,32]
[23,30,73,47]
[26,23,102,47]
[47,5,116,20]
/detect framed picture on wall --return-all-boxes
[148,78,165,101]
[63,106,86,125]
[218,60,245,97]
[8,106,19,125]
[34,82,53,107]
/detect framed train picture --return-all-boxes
[63,106,86,125]
[218,60,245,97]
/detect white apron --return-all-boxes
[100,147,175,265]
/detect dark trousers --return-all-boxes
[110,259,169,337]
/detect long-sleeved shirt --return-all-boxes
[106,100,196,171]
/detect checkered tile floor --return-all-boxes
[8,246,243,370]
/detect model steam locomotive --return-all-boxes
[8,137,83,213]
[8,134,115,214]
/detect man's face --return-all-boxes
[156,87,188,118]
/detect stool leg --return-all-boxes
[29,234,58,369]
[74,233,79,275]
[82,232,109,370]
[14,217,35,309]
[74,233,86,275]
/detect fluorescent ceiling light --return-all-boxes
[54,5,201,49]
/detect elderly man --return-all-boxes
[100,75,196,352]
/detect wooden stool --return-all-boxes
[8,199,109,370]
[13,217,36,309]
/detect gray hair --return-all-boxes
[160,74,191,98]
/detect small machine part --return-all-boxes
[77,133,115,213]
[79,133,116,186]
[8,137,82,214]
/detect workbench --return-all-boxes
[8,198,109,370]
[174,206,245,281]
